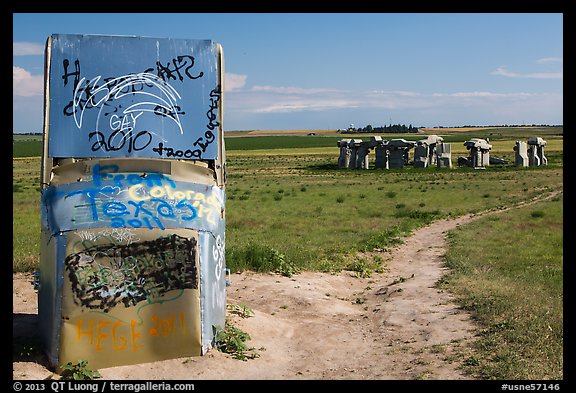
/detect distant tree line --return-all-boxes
[435,124,562,128]
[340,124,420,134]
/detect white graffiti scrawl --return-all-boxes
[72,72,185,136]
[212,235,224,281]
[75,228,140,245]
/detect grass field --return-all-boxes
[13,152,564,274]
[13,157,42,272]
[440,194,563,379]
[12,127,563,379]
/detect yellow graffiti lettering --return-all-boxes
[161,313,175,336]
[112,321,128,351]
[128,184,150,201]
[127,184,222,222]
[149,186,165,198]
[96,321,111,351]
[193,193,206,203]
[76,319,94,344]
[149,313,177,337]
[131,320,142,351]
[206,194,221,209]
[149,315,160,337]
[162,185,175,199]
[196,204,216,225]
[73,313,187,352]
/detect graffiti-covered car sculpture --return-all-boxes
[38,34,227,370]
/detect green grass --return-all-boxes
[225,152,562,273]
[13,149,563,274]
[215,304,260,361]
[439,195,563,379]
[225,135,343,150]
[13,158,42,272]
[60,360,102,380]
[435,126,563,141]
[225,243,298,277]
[13,140,43,157]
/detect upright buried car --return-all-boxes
[38,34,227,370]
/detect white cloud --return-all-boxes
[230,85,357,113]
[228,85,430,114]
[431,91,544,107]
[252,85,345,95]
[13,66,43,96]
[491,65,563,79]
[536,57,562,64]
[450,91,535,98]
[369,90,421,97]
[253,99,357,113]
[224,73,247,92]
[13,42,44,56]
[226,82,561,127]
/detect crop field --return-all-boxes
[226,129,341,137]
[12,127,563,379]
[419,126,563,136]
[14,129,563,158]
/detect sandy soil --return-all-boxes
[13,190,560,381]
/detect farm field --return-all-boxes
[13,127,563,380]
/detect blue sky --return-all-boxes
[13,13,563,132]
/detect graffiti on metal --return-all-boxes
[41,164,224,234]
[39,33,225,369]
[48,34,220,160]
[73,311,189,352]
[65,233,198,312]
[199,232,227,350]
[58,228,203,364]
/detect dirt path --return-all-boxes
[12,191,560,380]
